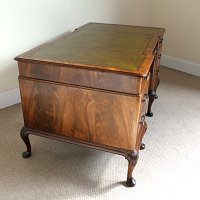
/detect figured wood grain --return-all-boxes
[18,62,144,95]
[19,78,141,150]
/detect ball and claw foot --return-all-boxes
[146,111,153,117]
[126,178,136,187]
[20,127,32,159]
[126,151,139,188]
[22,151,31,158]
[140,143,146,150]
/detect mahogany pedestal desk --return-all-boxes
[15,23,165,187]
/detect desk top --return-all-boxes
[15,23,165,76]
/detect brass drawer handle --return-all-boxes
[144,73,150,81]
[142,99,148,103]
[158,36,163,43]
[141,115,145,121]
[153,48,158,55]
[140,115,146,125]
[142,94,148,102]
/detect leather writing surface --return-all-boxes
[16,23,164,75]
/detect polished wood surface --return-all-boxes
[18,62,144,95]
[19,77,141,150]
[15,22,165,187]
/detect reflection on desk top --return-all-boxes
[15,23,165,76]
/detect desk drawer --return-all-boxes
[18,62,144,95]
[139,74,149,122]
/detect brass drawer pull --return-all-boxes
[140,115,146,125]
[141,115,145,121]
[142,99,148,103]
[158,36,163,43]
[142,94,148,102]
[144,73,150,81]
[153,48,158,55]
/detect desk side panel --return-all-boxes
[19,78,140,151]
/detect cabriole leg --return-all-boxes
[126,151,139,187]
[20,127,31,158]
[146,90,158,117]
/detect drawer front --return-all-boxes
[149,38,163,92]
[19,78,141,150]
[140,95,148,119]
[139,74,150,123]
[18,62,143,95]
